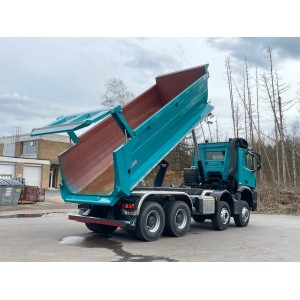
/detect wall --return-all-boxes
[15,162,24,178]
[38,140,71,161]
[57,167,63,189]
[1,137,70,189]
[42,164,51,189]
[14,141,22,157]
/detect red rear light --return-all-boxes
[122,203,135,209]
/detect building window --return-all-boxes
[3,143,15,157]
[23,141,38,156]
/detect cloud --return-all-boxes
[0,91,55,132]
[0,92,30,115]
[117,39,183,74]
[125,49,182,73]
[0,37,299,138]
[207,37,300,68]
[0,92,29,101]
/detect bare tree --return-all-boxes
[225,49,300,189]
[233,74,277,183]
[204,113,214,142]
[244,58,254,146]
[225,57,237,137]
[275,72,288,185]
[101,78,135,107]
[292,147,297,187]
[255,67,263,180]
[261,47,282,184]
[215,117,219,142]
[242,70,248,141]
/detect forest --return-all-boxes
[102,47,300,215]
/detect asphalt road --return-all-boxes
[0,210,299,262]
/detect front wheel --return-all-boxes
[234,200,250,227]
[85,223,118,234]
[165,201,191,237]
[135,201,165,242]
[212,201,231,231]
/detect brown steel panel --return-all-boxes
[156,65,206,105]
[59,65,206,195]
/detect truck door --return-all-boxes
[237,148,256,188]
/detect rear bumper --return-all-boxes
[68,213,131,228]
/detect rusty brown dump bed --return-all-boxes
[32,65,210,204]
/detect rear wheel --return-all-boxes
[212,201,231,231]
[234,200,250,227]
[85,223,118,234]
[165,201,191,237]
[192,215,206,223]
[136,201,165,242]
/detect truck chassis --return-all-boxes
[70,185,256,241]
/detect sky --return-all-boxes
[1,0,299,298]
[0,37,300,139]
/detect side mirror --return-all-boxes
[247,151,261,172]
[255,153,261,171]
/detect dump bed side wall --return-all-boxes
[59,85,162,195]
[124,76,211,190]
[58,65,211,205]
[156,65,207,105]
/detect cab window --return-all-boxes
[206,151,225,160]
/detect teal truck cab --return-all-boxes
[185,137,261,227]
[194,138,260,199]
[31,65,261,241]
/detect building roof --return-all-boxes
[0,155,50,165]
[0,133,71,144]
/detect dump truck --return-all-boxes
[31,64,261,241]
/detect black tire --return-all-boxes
[212,201,231,231]
[126,229,137,239]
[164,201,191,237]
[135,201,165,242]
[234,200,250,227]
[85,223,118,234]
[85,222,94,231]
[192,215,206,223]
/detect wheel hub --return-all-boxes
[175,209,187,229]
[146,210,160,233]
[242,207,249,222]
[220,208,230,225]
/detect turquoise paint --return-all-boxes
[197,142,231,180]
[194,141,257,189]
[32,65,213,206]
[31,106,122,137]
[237,148,256,188]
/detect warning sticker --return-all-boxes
[4,187,12,197]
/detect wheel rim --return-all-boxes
[241,206,249,223]
[146,210,160,233]
[220,208,230,224]
[175,209,187,229]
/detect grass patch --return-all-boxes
[256,185,300,215]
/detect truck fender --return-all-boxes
[132,191,193,215]
[236,185,255,211]
[209,190,237,215]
